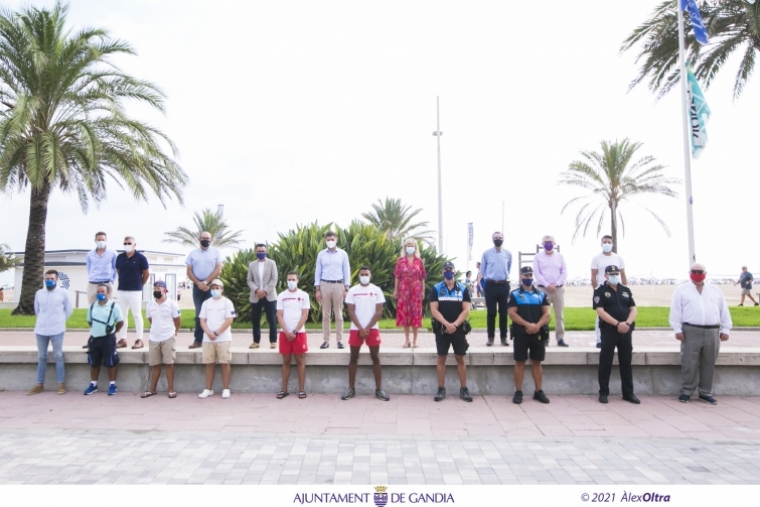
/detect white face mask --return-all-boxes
[359,275,370,285]
[210,289,222,298]
[602,243,613,253]
[287,280,298,290]
[406,246,416,255]
[608,275,620,285]
[96,240,106,249]
[326,240,336,249]
[124,245,134,253]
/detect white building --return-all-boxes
[13,249,186,308]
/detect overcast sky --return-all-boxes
[1,0,758,287]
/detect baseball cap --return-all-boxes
[604,265,620,275]
[209,278,224,288]
[153,280,167,289]
[443,261,455,270]
[520,266,533,275]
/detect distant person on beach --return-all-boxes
[590,235,627,348]
[735,266,758,306]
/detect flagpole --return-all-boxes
[677,3,697,266]
[433,96,444,253]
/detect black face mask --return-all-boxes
[153,291,163,299]
[200,240,211,247]
[493,239,503,247]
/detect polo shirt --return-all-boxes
[593,283,636,323]
[185,247,222,281]
[429,281,471,323]
[87,301,124,338]
[506,287,549,333]
[115,251,149,291]
[199,296,236,342]
[146,298,181,342]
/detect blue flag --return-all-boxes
[686,63,710,158]
[681,0,709,45]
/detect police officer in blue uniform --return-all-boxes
[429,261,473,402]
[593,265,639,404]
[507,266,551,404]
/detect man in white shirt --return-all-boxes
[590,235,627,348]
[669,263,732,405]
[142,281,181,398]
[198,279,236,399]
[341,266,390,402]
[276,272,310,399]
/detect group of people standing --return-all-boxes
[25,229,738,407]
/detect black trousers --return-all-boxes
[251,298,277,343]
[598,325,634,396]
[485,281,510,339]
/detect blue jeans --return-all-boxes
[36,333,65,384]
[192,284,212,344]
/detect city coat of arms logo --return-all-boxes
[373,485,388,507]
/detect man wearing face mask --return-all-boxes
[115,236,150,350]
[28,270,73,395]
[314,230,351,349]
[276,272,310,399]
[185,232,223,349]
[669,263,732,404]
[590,235,627,349]
[593,265,639,404]
[86,231,117,305]
[84,284,124,396]
[342,266,389,401]
[198,279,236,399]
[532,234,569,347]
[507,266,551,404]
[480,231,512,346]
[143,281,181,398]
[247,244,279,349]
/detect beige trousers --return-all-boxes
[320,282,344,343]
[545,286,565,342]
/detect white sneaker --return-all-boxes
[221,389,231,399]
[198,389,214,399]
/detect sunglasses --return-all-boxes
[123,242,133,245]
[691,270,705,274]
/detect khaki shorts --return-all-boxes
[202,341,232,364]
[742,288,752,295]
[148,338,176,366]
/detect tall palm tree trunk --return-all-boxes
[12,182,51,315]
[610,201,618,254]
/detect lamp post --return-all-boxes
[432,96,443,253]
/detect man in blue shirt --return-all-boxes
[85,231,117,304]
[28,270,73,396]
[115,235,150,350]
[185,231,223,349]
[85,284,124,396]
[735,266,758,306]
[314,230,351,349]
[479,231,512,347]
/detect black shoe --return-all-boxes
[755,303,759,307]
[375,389,390,401]
[320,342,329,349]
[434,387,446,402]
[337,342,345,349]
[599,393,608,404]
[81,344,88,349]
[460,387,473,402]
[596,342,602,349]
[698,394,717,405]
[486,338,494,346]
[501,338,508,346]
[533,390,550,404]
[341,387,355,400]
[512,390,523,404]
[678,394,690,403]
[623,394,640,404]
[557,340,569,347]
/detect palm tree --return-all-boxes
[361,198,434,242]
[558,139,680,253]
[621,0,760,99]
[0,3,187,315]
[163,208,244,249]
[0,243,18,274]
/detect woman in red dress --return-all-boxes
[393,239,426,348]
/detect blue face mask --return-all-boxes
[608,275,620,285]
[210,290,222,298]
[443,271,455,280]
[96,293,107,301]
[522,278,534,287]
[45,280,56,289]
[257,252,266,260]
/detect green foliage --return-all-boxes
[163,208,244,249]
[220,221,452,323]
[558,139,680,253]
[621,0,760,99]
[0,243,17,274]
[361,197,434,242]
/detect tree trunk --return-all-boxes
[11,182,52,315]
[610,202,618,254]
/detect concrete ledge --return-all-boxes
[2,346,759,396]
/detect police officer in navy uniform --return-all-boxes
[429,261,473,403]
[593,265,639,404]
[507,266,551,404]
